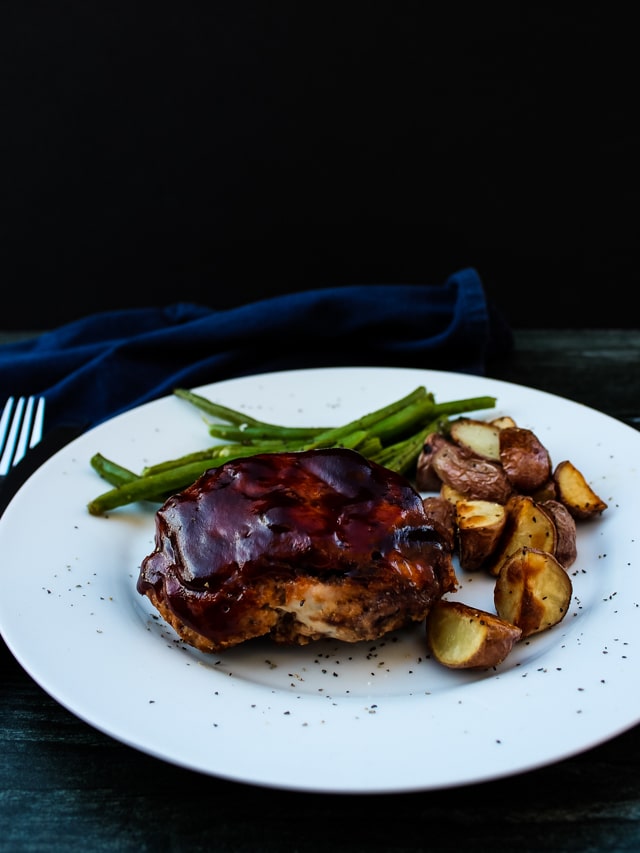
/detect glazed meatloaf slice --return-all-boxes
[137,447,458,652]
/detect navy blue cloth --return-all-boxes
[0,268,512,433]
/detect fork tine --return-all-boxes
[14,397,35,464]
[0,397,46,476]
[0,397,24,475]
[0,397,16,456]
[15,397,45,463]
[30,397,46,449]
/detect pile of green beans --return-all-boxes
[87,385,496,516]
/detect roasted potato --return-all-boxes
[427,599,522,669]
[490,415,517,429]
[415,432,451,492]
[449,417,501,461]
[529,478,558,503]
[540,499,578,568]
[499,426,552,493]
[422,496,457,554]
[430,441,513,504]
[486,494,556,576]
[494,547,573,637]
[416,408,609,666]
[455,499,507,571]
[553,460,608,520]
[439,482,468,504]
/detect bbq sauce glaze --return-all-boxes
[138,448,457,649]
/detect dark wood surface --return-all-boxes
[1,329,639,852]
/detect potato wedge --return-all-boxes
[553,460,608,520]
[427,599,522,669]
[430,441,513,504]
[456,499,507,570]
[486,494,557,576]
[449,417,501,461]
[499,426,552,493]
[540,499,577,568]
[494,547,573,637]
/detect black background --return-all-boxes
[1,3,636,330]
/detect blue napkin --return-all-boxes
[0,268,511,433]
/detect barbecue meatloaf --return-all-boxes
[137,447,458,652]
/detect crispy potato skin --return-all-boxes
[541,499,578,567]
[426,599,522,669]
[430,441,513,504]
[422,496,457,554]
[415,433,450,492]
[494,547,573,638]
[499,427,552,493]
[529,479,558,503]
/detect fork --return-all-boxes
[0,396,46,478]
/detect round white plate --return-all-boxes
[0,367,638,794]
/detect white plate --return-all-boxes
[0,367,638,794]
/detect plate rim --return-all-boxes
[1,365,639,794]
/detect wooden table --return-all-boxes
[1,329,639,852]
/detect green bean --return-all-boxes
[341,395,437,446]
[88,460,219,515]
[142,446,226,476]
[352,436,383,458]
[173,388,268,426]
[428,396,497,418]
[90,443,297,515]
[331,429,370,450]
[175,387,326,439]
[87,385,497,515]
[303,387,431,449]
[372,396,496,464]
[90,453,138,487]
[206,423,324,442]
[141,441,304,476]
[372,416,451,475]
